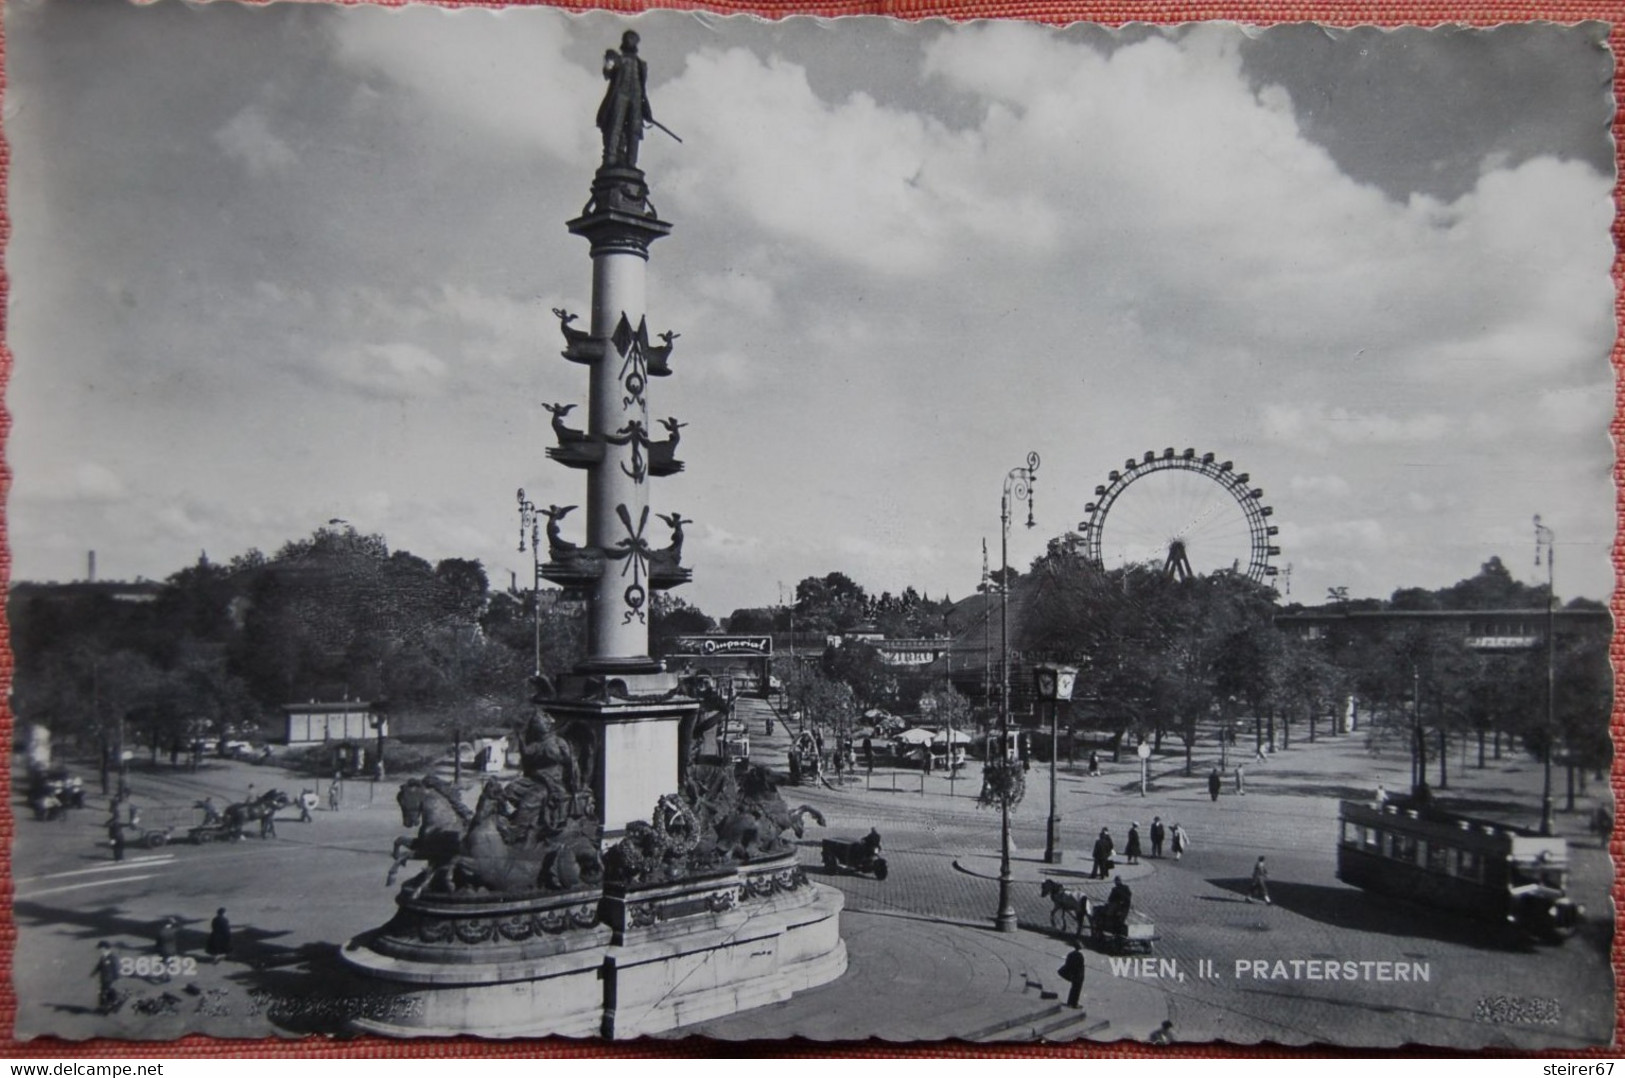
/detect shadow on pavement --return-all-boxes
[1201,877,1530,951]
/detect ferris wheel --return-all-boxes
[1078,448,1280,584]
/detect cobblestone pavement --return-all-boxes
[10,720,1615,1049]
[692,708,1614,1048]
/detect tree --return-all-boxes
[650,594,717,657]
[820,640,898,711]
[795,572,869,632]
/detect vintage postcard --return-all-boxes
[4,1,1616,1050]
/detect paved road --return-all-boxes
[11,728,1614,1049]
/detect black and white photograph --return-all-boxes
[4,0,1617,1049]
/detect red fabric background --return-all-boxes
[0,0,1619,1060]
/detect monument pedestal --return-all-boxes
[341,887,613,1039]
[340,853,845,1039]
[540,668,698,843]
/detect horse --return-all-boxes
[222,790,290,840]
[388,776,472,888]
[1040,878,1092,937]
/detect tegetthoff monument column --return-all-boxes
[537,27,696,841]
[338,32,845,1041]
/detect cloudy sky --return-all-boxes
[6,2,1616,618]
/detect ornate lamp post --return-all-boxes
[1034,662,1077,864]
[516,489,543,677]
[1535,515,1556,836]
[994,451,1039,933]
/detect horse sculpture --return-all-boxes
[1040,878,1091,936]
[388,769,605,898]
[388,776,473,890]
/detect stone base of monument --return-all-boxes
[339,853,845,1039]
[599,852,847,1038]
[340,886,613,1039]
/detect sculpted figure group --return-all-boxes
[387,712,823,896]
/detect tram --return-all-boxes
[1336,797,1584,943]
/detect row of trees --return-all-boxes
[11,526,595,760]
[15,526,1608,799]
[725,572,957,638]
[1016,543,1611,788]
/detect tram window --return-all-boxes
[1388,833,1417,862]
[1457,850,1481,881]
[1425,842,1450,873]
[1362,826,1381,850]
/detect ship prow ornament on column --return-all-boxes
[339,31,846,1040]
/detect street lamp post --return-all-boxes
[994,451,1039,933]
[516,489,543,677]
[1535,515,1556,836]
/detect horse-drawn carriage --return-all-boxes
[1041,878,1156,954]
[188,790,290,843]
[821,828,888,880]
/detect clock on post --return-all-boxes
[1033,663,1078,701]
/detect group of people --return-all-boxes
[93,909,234,1015]
[1089,817,1191,878]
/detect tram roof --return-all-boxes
[1339,799,1569,859]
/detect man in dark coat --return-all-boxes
[597,31,652,168]
[92,942,120,1014]
[1103,875,1133,937]
[206,908,232,963]
[1090,827,1114,879]
[1207,767,1222,802]
[1124,822,1143,864]
[1058,941,1086,1010]
[1149,816,1166,858]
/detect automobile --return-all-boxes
[219,739,255,758]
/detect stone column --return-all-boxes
[570,167,672,671]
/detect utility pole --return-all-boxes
[1535,515,1556,835]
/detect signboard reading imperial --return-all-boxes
[5,1,1614,1052]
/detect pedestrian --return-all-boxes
[1234,764,1246,796]
[1125,822,1142,865]
[1375,783,1387,805]
[1149,816,1166,859]
[1254,743,1267,764]
[329,776,342,812]
[247,782,257,805]
[298,789,316,823]
[109,819,126,863]
[1247,855,1272,904]
[1090,827,1115,880]
[155,917,179,982]
[260,805,277,839]
[1103,875,1133,938]
[92,941,121,1014]
[1207,767,1222,802]
[1057,940,1086,1011]
[1088,751,1100,777]
[126,801,141,828]
[1170,823,1189,862]
[1149,1019,1176,1045]
[206,908,232,964]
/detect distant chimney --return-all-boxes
[88,550,96,583]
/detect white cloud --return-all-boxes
[331,6,597,165]
[313,341,449,399]
[213,106,297,176]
